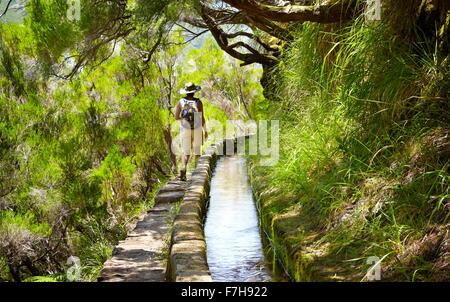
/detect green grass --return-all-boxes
[248,5,449,281]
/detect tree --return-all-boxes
[13,0,360,79]
[179,0,360,67]
[152,32,186,174]
[180,38,263,120]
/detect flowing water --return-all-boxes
[204,155,272,282]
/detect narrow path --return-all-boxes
[99,180,186,282]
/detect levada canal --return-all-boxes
[204,155,273,282]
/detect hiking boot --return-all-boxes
[180,169,186,181]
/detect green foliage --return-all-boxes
[91,145,136,209]
[0,28,27,97]
[27,0,79,67]
[180,38,263,121]
[133,0,184,22]
[0,7,264,281]
[23,275,63,282]
[0,211,51,236]
[3,0,446,284]
[250,9,449,281]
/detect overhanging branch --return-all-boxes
[201,6,278,67]
[222,0,358,23]
[0,0,13,18]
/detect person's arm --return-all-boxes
[174,100,181,120]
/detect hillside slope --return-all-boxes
[249,1,449,282]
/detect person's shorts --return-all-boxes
[180,126,202,155]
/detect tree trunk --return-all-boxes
[260,64,283,102]
[163,125,178,174]
[8,264,21,282]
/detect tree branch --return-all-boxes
[182,4,294,41]
[224,31,279,52]
[245,15,295,41]
[53,12,135,79]
[222,0,357,23]
[201,6,278,67]
[143,29,164,64]
[0,0,14,18]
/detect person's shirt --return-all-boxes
[175,97,205,129]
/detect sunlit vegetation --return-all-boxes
[0,0,448,282]
[249,1,449,281]
[0,1,261,281]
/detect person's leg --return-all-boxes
[182,154,190,170]
[180,127,191,180]
[192,126,202,166]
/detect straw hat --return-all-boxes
[180,82,201,94]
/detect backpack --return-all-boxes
[180,98,200,129]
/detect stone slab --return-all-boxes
[158,183,185,194]
[155,191,185,204]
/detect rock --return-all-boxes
[172,216,204,243]
[155,191,185,204]
[158,183,185,194]
[169,240,212,282]
[167,179,186,186]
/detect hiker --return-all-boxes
[174,82,208,181]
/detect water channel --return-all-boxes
[204,155,272,282]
